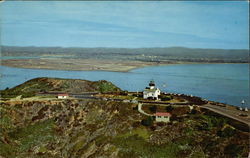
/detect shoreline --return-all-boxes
[1,58,248,72]
[0,62,248,108]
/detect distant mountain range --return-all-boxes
[1,46,249,63]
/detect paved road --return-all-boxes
[202,104,250,126]
[38,92,250,126]
[67,95,250,126]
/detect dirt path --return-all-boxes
[138,103,154,116]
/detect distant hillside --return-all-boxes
[0,77,121,98]
[1,46,249,63]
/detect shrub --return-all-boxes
[141,116,154,126]
[212,118,226,128]
[166,106,174,112]
[224,144,243,157]
[149,105,157,113]
[97,81,120,93]
[160,95,172,101]
[132,105,138,110]
[120,91,128,96]
[217,126,235,137]
[21,92,36,98]
[197,122,211,131]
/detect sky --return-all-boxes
[1,1,249,49]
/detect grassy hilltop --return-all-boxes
[0,77,120,98]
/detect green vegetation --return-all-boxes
[217,126,235,137]
[160,95,173,101]
[196,114,227,130]
[112,135,179,158]
[149,105,157,113]
[112,95,135,100]
[0,78,52,98]
[0,107,15,135]
[141,116,154,126]
[166,105,174,112]
[118,127,150,140]
[120,90,128,95]
[0,119,56,157]
[96,81,120,93]
[0,79,249,158]
[2,46,249,63]
[0,77,121,98]
[224,144,244,158]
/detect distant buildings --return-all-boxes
[155,112,171,122]
[57,93,69,99]
[143,81,160,100]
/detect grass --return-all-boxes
[117,127,150,140]
[112,95,136,100]
[112,135,180,158]
[112,127,194,158]
[0,119,56,157]
[0,79,51,98]
[1,78,121,98]
[96,81,120,93]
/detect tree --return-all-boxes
[149,105,157,113]
[141,116,154,126]
[166,106,174,112]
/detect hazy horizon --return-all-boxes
[2,1,249,49]
[1,45,249,50]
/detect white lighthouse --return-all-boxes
[143,81,161,100]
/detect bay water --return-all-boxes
[0,64,249,107]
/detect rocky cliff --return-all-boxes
[0,78,249,158]
[1,99,249,158]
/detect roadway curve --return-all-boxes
[137,103,154,116]
[39,92,250,126]
[201,104,250,126]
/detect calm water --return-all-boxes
[0,64,249,107]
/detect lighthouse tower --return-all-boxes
[149,80,155,89]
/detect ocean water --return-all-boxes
[0,64,249,107]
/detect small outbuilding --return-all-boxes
[155,112,171,123]
[57,93,69,99]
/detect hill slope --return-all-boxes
[0,78,249,158]
[1,99,249,158]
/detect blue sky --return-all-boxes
[1,1,249,49]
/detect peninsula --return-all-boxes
[1,46,249,72]
[0,77,249,158]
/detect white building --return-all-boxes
[155,112,171,122]
[143,81,161,100]
[57,93,69,99]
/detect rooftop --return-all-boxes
[155,112,171,117]
[58,93,69,96]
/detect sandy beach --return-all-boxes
[1,58,176,72]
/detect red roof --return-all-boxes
[58,93,69,96]
[155,112,171,117]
